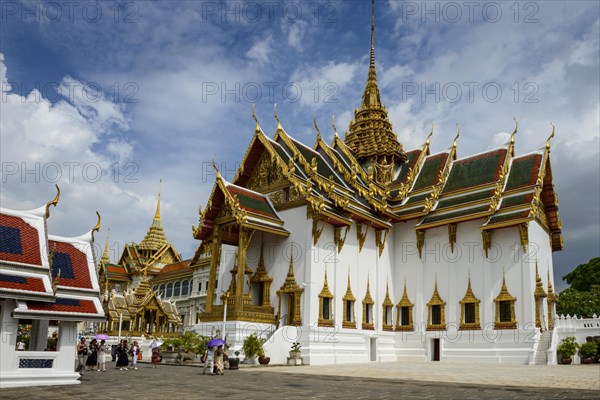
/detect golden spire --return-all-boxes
[154,178,162,221]
[99,228,111,265]
[345,0,405,167]
[365,0,379,108]
[139,179,169,252]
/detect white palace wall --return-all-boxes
[210,204,557,365]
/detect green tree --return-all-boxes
[556,285,600,318]
[562,257,600,292]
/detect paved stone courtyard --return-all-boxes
[1,362,598,400]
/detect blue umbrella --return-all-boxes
[207,338,225,347]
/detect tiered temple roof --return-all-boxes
[1,187,105,322]
[195,115,562,252]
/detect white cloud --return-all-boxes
[246,36,274,64]
[284,20,308,51]
[290,61,360,108]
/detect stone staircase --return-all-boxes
[533,330,552,365]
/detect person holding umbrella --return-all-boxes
[150,339,163,368]
[214,344,225,375]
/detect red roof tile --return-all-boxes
[27,298,98,314]
[0,213,43,266]
[0,274,46,293]
[49,240,93,290]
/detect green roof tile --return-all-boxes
[505,154,542,191]
[436,189,495,210]
[421,205,489,225]
[500,193,534,209]
[487,210,530,225]
[412,153,449,191]
[442,149,506,194]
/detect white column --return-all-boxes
[30,319,50,351]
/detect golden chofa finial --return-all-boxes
[426,122,434,145]
[251,103,260,133]
[511,117,518,142]
[274,103,282,131]
[313,114,322,141]
[453,124,460,149]
[91,211,101,243]
[331,114,339,138]
[212,155,222,180]
[546,123,555,150]
[45,184,60,218]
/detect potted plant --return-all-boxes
[242,334,263,365]
[258,344,270,365]
[162,332,208,364]
[289,342,301,359]
[229,351,240,369]
[579,342,598,364]
[557,336,579,364]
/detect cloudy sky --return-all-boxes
[1,0,598,290]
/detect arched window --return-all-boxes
[159,284,165,298]
[174,281,181,297]
[166,283,173,298]
[181,280,189,296]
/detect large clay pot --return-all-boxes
[258,356,270,365]
[561,358,572,365]
[582,357,594,364]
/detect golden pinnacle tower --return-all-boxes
[345,0,406,184]
[138,179,169,255]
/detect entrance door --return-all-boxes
[432,338,440,361]
[370,338,377,361]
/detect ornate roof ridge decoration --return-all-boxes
[45,184,60,218]
[392,126,434,198]
[343,271,356,302]
[479,123,562,252]
[534,261,547,299]
[139,179,170,252]
[278,248,303,294]
[397,279,413,308]
[345,0,406,169]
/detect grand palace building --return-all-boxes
[189,2,563,365]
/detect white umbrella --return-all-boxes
[149,340,164,349]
